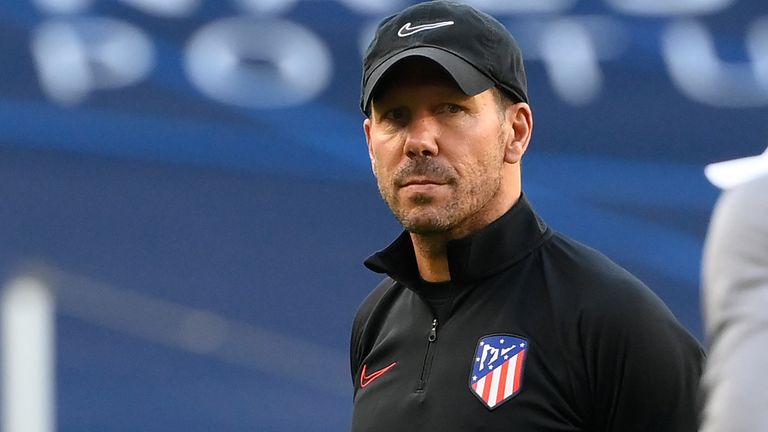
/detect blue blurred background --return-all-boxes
[1,0,767,430]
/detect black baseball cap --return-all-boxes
[361,0,528,114]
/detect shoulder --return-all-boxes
[535,235,703,429]
[703,174,768,342]
[700,176,768,432]
[352,277,401,326]
[539,232,696,343]
[707,174,768,244]
[705,174,768,263]
[540,232,658,307]
[350,277,404,351]
[703,175,768,321]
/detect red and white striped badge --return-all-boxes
[469,334,528,410]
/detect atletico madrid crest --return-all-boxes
[469,334,528,410]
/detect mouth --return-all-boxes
[398,178,450,198]
[400,177,448,187]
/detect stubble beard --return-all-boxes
[376,155,504,237]
[394,190,461,235]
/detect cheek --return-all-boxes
[369,150,394,185]
[450,132,504,175]
[369,136,402,171]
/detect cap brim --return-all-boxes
[705,148,768,189]
[361,47,494,113]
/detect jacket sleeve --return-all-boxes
[350,310,364,389]
[582,278,705,432]
[349,278,398,392]
[700,177,768,432]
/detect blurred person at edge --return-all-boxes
[349,1,704,431]
[700,148,768,432]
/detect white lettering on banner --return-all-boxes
[751,17,768,91]
[184,18,333,109]
[337,0,407,15]
[27,0,768,109]
[605,0,736,16]
[118,0,200,18]
[538,18,604,105]
[235,0,299,15]
[509,16,628,105]
[464,0,575,14]
[31,18,155,105]
[662,18,768,108]
[33,0,90,14]
[33,0,199,17]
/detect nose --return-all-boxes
[404,115,439,158]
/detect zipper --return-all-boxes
[416,318,438,392]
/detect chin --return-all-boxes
[398,209,454,235]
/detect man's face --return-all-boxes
[364,59,519,237]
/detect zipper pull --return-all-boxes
[428,318,438,342]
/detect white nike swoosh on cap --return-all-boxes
[397,21,455,37]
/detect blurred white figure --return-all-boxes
[1,277,55,432]
[701,146,768,432]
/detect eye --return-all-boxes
[383,107,407,123]
[436,103,464,115]
[446,103,462,114]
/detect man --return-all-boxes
[700,150,768,432]
[349,1,704,431]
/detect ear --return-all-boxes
[364,117,376,172]
[503,102,533,164]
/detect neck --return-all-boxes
[409,185,523,283]
[410,233,451,282]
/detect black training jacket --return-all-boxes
[350,195,704,431]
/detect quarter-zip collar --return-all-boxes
[364,193,552,287]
